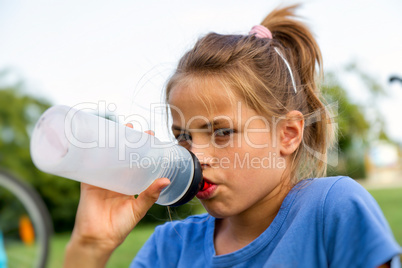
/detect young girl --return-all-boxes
[64,5,401,267]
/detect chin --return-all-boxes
[201,201,239,219]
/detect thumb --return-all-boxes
[133,178,170,220]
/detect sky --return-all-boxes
[1,0,402,142]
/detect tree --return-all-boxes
[0,70,81,232]
[322,64,389,179]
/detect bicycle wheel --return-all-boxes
[0,170,52,268]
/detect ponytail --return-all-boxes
[262,5,334,180]
[262,4,323,85]
[166,4,334,182]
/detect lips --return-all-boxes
[196,178,217,200]
[200,179,213,191]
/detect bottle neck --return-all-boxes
[158,145,184,179]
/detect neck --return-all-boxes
[214,179,292,255]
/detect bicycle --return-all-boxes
[0,170,52,268]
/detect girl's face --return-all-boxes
[169,78,288,218]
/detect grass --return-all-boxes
[47,224,158,268]
[368,187,402,245]
[46,187,402,267]
[106,224,158,268]
[4,241,39,268]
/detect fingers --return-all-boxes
[125,123,154,136]
[144,130,155,136]
[133,178,170,221]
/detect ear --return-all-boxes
[278,110,304,156]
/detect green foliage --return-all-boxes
[0,185,27,238]
[0,70,80,232]
[322,65,388,179]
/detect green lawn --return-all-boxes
[47,187,402,267]
[368,187,402,245]
[47,224,158,268]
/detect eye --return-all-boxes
[175,132,192,143]
[213,128,234,137]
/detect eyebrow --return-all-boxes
[172,119,231,132]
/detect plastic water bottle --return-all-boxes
[30,105,203,206]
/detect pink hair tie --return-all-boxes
[249,25,297,93]
[249,25,273,39]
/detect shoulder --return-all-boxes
[286,176,375,228]
[291,176,365,206]
[311,176,378,213]
[297,176,383,222]
[297,175,360,193]
[296,176,368,198]
[305,177,402,267]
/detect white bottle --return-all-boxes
[30,105,203,206]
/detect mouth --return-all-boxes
[196,178,217,200]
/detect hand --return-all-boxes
[64,125,169,267]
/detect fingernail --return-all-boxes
[145,130,155,136]
[159,178,170,190]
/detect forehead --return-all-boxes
[168,77,239,125]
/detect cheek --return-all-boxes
[219,144,285,179]
[210,131,283,174]
[242,131,274,150]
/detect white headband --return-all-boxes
[249,25,298,94]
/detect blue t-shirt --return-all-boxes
[131,176,401,267]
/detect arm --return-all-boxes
[63,125,167,267]
[63,178,170,268]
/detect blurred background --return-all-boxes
[0,0,401,266]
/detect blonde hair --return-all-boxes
[166,5,334,183]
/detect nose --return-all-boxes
[188,138,213,170]
[191,150,209,170]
